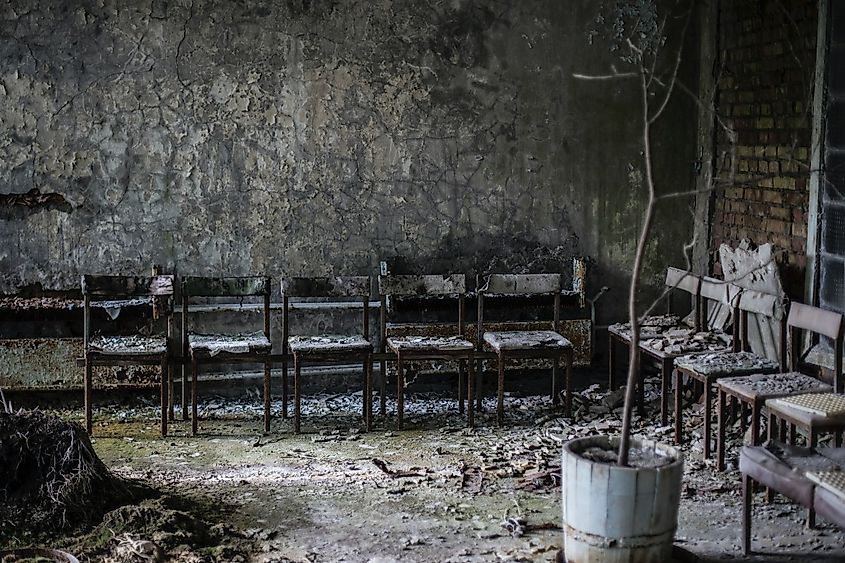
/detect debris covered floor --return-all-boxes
[16,377,845,563]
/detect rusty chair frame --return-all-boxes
[378,274,475,429]
[82,274,174,436]
[476,273,574,425]
[282,276,373,433]
[182,276,272,435]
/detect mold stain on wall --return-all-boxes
[0,0,698,320]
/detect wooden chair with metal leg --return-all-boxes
[282,276,373,434]
[716,296,833,471]
[608,267,702,392]
[82,274,174,436]
[476,273,574,425]
[182,276,272,435]
[378,274,475,429]
[673,286,782,462]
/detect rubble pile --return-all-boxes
[0,409,135,543]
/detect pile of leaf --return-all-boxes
[0,409,133,542]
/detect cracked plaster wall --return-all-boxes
[0,0,699,322]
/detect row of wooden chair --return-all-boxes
[82,273,577,436]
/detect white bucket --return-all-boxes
[562,435,684,563]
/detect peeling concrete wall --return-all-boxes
[0,0,699,323]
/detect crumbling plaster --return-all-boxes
[0,0,698,321]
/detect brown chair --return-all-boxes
[476,273,573,425]
[182,276,272,435]
[82,274,174,436]
[608,267,702,391]
[716,297,834,471]
[282,276,373,434]
[765,302,845,448]
[378,274,475,429]
[674,287,783,461]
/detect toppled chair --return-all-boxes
[476,273,574,425]
[740,442,845,553]
[715,300,836,470]
[82,274,174,436]
[282,276,373,433]
[378,274,475,429]
[181,276,272,435]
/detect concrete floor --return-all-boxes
[36,378,841,563]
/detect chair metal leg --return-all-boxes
[294,355,302,434]
[161,357,169,437]
[608,333,615,391]
[743,473,753,555]
[704,381,713,459]
[467,356,475,428]
[84,357,93,435]
[660,358,671,426]
[263,361,271,434]
[551,355,559,405]
[181,362,188,421]
[717,389,726,471]
[167,360,174,422]
[191,356,199,436]
[751,401,761,446]
[565,350,573,418]
[636,350,645,417]
[365,355,373,432]
[497,352,505,427]
[282,360,288,419]
[380,359,387,416]
[458,359,465,415]
[674,369,683,445]
[396,354,404,430]
[475,357,484,411]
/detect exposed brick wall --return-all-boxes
[710,0,818,296]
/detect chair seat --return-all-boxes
[188,332,271,356]
[674,351,780,378]
[740,443,839,508]
[288,335,372,354]
[387,336,474,353]
[608,314,683,341]
[718,372,831,402]
[767,393,845,428]
[88,335,167,355]
[483,330,572,352]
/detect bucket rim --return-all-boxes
[562,434,684,472]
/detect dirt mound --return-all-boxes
[0,409,135,542]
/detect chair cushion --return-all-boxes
[766,394,845,428]
[288,335,372,354]
[188,332,271,356]
[674,351,779,378]
[718,372,831,402]
[88,335,167,355]
[483,330,572,352]
[387,336,473,352]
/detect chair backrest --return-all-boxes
[665,267,701,296]
[82,274,174,298]
[182,276,270,297]
[662,268,702,329]
[787,302,844,391]
[378,274,465,296]
[181,276,272,339]
[281,277,371,353]
[377,274,467,349]
[736,288,788,369]
[81,275,175,345]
